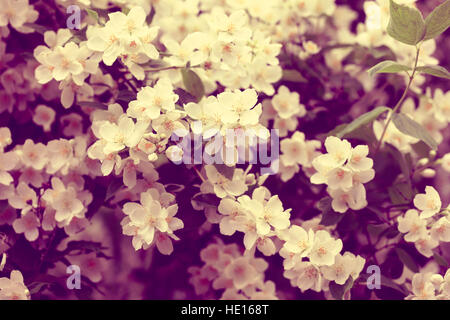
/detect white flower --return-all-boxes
[238,187,291,236]
[414,234,439,258]
[271,85,306,119]
[279,225,314,257]
[12,212,40,241]
[284,261,323,293]
[413,186,441,219]
[408,273,437,300]
[97,115,149,154]
[203,165,248,199]
[19,139,48,170]
[321,253,353,285]
[127,78,179,120]
[430,217,450,242]
[32,105,55,132]
[0,127,12,151]
[87,7,159,68]
[441,153,450,173]
[8,182,37,215]
[329,183,368,213]
[397,209,428,242]
[0,151,18,186]
[309,230,342,266]
[0,270,30,300]
[42,177,85,225]
[121,190,182,252]
[0,0,38,32]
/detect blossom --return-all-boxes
[0,151,18,185]
[397,209,428,242]
[87,7,159,68]
[18,139,48,170]
[0,0,38,32]
[96,115,149,154]
[328,183,368,213]
[32,105,55,132]
[270,86,305,120]
[308,230,342,266]
[311,137,374,213]
[121,190,183,252]
[203,165,248,199]
[42,177,85,225]
[0,127,12,151]
[0,270,30,300]
[430,217,450,242]
[12,212,40,241]
[413,186,441,219]
[127,78,179,120]
[284,261,323,293]
[279,225,314,257]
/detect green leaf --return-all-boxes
[415,65,450,79]
[368,60,411,77]
[388,182,414,205]
[331,107,390,139]
[380,275,408,295]
[433,252,448,267]
[387,0,426,45]
[423,0,450,40]
[86,9,99,21]
[329,277,354,300]
[392,113,438,150]
[318,197,344,226]
[181,68,205,103]
[395,248,419,273]
[282,69,308,83]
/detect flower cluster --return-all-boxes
[310,137,375,213]
[216,186,291,256]
[279,222,365,294]
[121,188,183,254]
[406,268,450,300]
[188,240,277,299]
[397,186,448,257]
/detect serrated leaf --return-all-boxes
[392,113,438,150]
[415,65,450,79]
[395,248,419,273]
[181,68,205,102]
[282,69,308,83]
[423,0,450,40]
[368,60,411,77]
[387,0,426,45]
[331,107,390,139]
